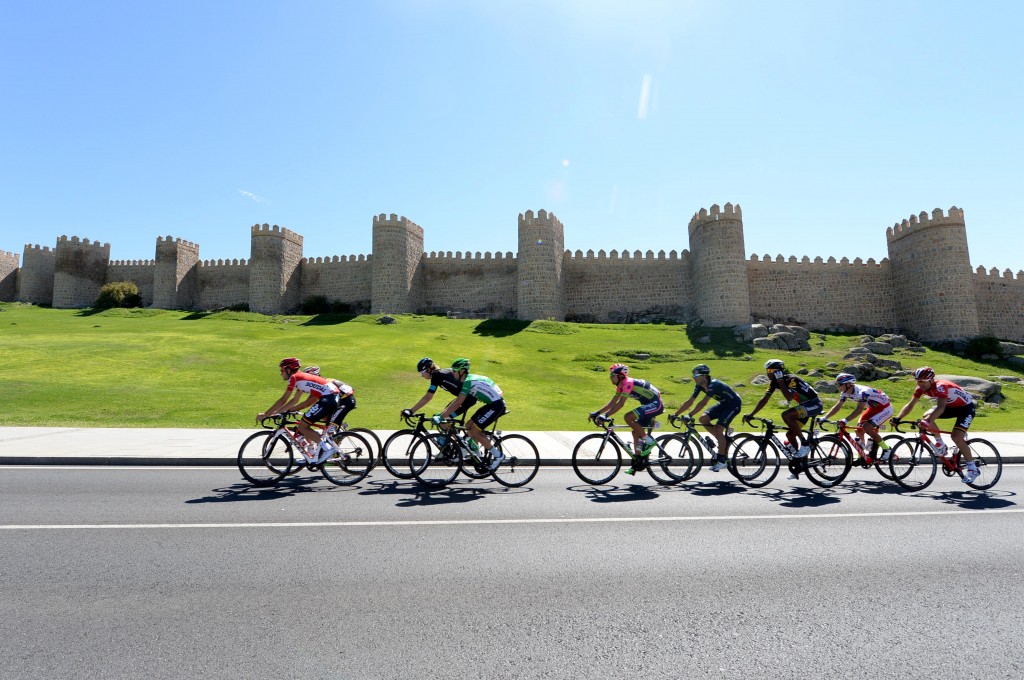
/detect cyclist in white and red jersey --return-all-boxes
[893,366,979,483]
[821,373,894,461]
[590,363,664,475]
[257,357,345,454]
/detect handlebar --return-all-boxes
[588,413,614,428]
[259,412,301,429]
[742,414,773,430]
[668,414,694,430]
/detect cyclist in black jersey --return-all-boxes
[401,357,478,435]
[745,359,823,462]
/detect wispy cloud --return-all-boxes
[239,189,269,204]
[637,74,652,120]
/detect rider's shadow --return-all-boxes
[186,477,327,503]
[839,479,908,497]
[567,484,661,503]
[919,489,1017,510]
[682,480,747,497]
[358,479,424,496]
[749,486,846,509]
[393,486,490,507]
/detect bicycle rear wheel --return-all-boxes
[728,434,780,488]
[346,427,382,469]
[572,433,622,485]
[962,438,1002,490]
[381,429,420,479]
[411,433,462,487]
[490,434,540,488]
[804,435,852,488]
[647,434,693,485]
[888,439,937,491]
[237,430,294,487]
[320,431,374,486]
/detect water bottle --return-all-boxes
[624,442,633,453]
[703,435,716,452]
[325,424,338,437]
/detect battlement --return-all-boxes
[110,259,155,266]
[749,254,887,267]
[687,202,742,237]
[886,206,965,243]
[25,244,53,253]
[975,265,1024,281]
[518,209,563,228]
[250,223,303,245]
[156,235,199,251]
[566,248,687,261]
[57,235,111,250]
[372,213,422,231]
[0,250,19,263]
[302,254,369,264]
[424,251,515,261]
[201,258,248,267]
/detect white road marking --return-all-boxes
[1,508,1021,530]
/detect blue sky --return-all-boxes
[1,0,1021,271]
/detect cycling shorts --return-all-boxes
[303,393,343,424]
[630,398,665,427]
[788,398,823,422]
[705,401,742,427]
[448,396,478,419]
[471,399,506,429]
[936,403,976,431]
[859,403,893,428]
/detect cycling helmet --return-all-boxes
[279,357,301,372]
[416,357,433,373]
[835,373,856,385]
[302,365,321,376]
[609,363,629,376]
[913,366,935,381]
[692,364,711,377]
[451,358,471,372]
[764,359,785,371]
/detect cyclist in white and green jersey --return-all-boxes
[438,358,507,471]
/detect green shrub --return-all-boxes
[95,281,142,309]
[300,295,330,314]
[965,336,1002,359]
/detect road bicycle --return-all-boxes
[667,414,740,480]
[407,414,539,488]
[728,415,852,488]
[381,412,470,480]
[571,415,692,485]
[237,412,375,487]
[886,419,1003,491]
[816,418,902,480]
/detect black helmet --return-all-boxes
[416,357,433,373]
[764,359,785,372]
[692,364,711,377]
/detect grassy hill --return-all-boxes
[1,302,1021,431]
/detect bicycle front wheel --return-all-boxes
[238,430,294,487]
[320,431,374,486]
[963,438,1002,490]
[411,433,462,487]
[888,439,937,491]
[381,429,420,479]
[728,434,780,488]
[346,427,382,469]
[647,434,693,485]
[572,433,622,485]
[804,435,852,488]
[874,434,904,480]
[490,434,540,488]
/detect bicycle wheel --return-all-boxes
[381,429,420,479]
[728,434,780,488]
[346,427,382,469]
[804,435,852,488]
[962,438,1002,490]
[572,433,622,485]
[237,430,293,487]
[411,433,462,487]
[490,434,540,488]
[887,439,937,491]
[873,434,904,480]
[459,439,492,480]
[647,434,693,485]
[319,431,374,486]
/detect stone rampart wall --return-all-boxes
[52,237,111,308]
[747,255,897,330]
[300,255,373,309]
[198,260,250,310]
[0,250,19,301]
[974,267,1024,342]
[107,260,156,306]
[18,245,56,305]
[563,250,693,322]
[421,252,518,316]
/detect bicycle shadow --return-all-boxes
[836,478,908,497]
[917,489,1018,510]
[679,479,747,497]
[186,477,331,503]
[392,485,491,507]
[747,485,849,509]
[566,483,661,503]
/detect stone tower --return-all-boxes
[52,236,111,308]
[687,203,750,326]
[516,209,565,321]
[153,236,199,309]
[249,224,303,315]
[371,213,423,314]
[0,250,18,301]
[887,207,979,341]
[17,245,55,305]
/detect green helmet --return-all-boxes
[451,358,471,372]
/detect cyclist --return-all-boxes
[893,366,979,483]
[669,364,742,472]
[820,373,894,462]
[591,364,664,476]
[745,359,823,479]
[256,357,344,460]
[302,365,357,426]
[437,358,507,471]
[401,357,477,429]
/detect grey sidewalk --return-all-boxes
[1,426,1023,466]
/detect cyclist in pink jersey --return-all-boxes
[893,366,979,483]
[257,357,343,453]
[590,363,663,475]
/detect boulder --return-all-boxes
[815,380,839,394]
[753,337,781,351]
[734,323,769,343]
[999,341,1024,356]
[751,374,771,385]
[841,363,891,381]
[940,375,1003,404]
[877,334,909,348]
[860,341,895,355]
[377,315,397,325]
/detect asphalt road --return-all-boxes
[1,466,1022,679]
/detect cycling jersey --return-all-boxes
[914,379,973,408]
[692,379,741,407]
[838,384,891,407]
[287,371,341,397]
[427,368,463,397]
[615,377,661,405]
[460,374,504,404]
[764,373,818,404]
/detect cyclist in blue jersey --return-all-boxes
[438,358,507,471]
[590,363,664,475]
[670,364,742,472]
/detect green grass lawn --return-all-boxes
[2,302,1021,431]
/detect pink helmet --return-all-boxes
[609,363,629,376]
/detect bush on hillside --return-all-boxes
[964,336,1002,359]
[95,281,143,309]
